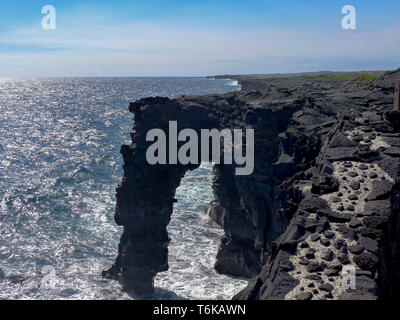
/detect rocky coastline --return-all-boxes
[105,69,400,300]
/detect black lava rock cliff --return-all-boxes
[105,69,400,300]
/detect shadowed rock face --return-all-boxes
[105,69,400,298]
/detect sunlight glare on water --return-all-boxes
[0,77,246,300]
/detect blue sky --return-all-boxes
[0,0,399,76]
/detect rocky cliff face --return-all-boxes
[105,69,400,299]
[234,69,400,300]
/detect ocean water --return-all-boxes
[0,77,248,300]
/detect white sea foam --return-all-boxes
[154,163,248,300]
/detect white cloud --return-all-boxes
[0,19,399,76]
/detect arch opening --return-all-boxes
[153,162,248,299]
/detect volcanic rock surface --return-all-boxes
[105,69,400,299]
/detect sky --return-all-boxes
[0,0,399,77]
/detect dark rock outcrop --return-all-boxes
[234,70,400,299]
[104,92,308,293]
[106,69,400,299]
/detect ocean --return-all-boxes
[0,77,248,300]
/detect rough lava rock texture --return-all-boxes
[234,69,400,300]
[105,69,400,299]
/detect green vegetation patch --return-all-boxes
[289,72,382,84]
[358,75,381,83]
[313,74,354,82]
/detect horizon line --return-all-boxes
[0,69,394,79]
